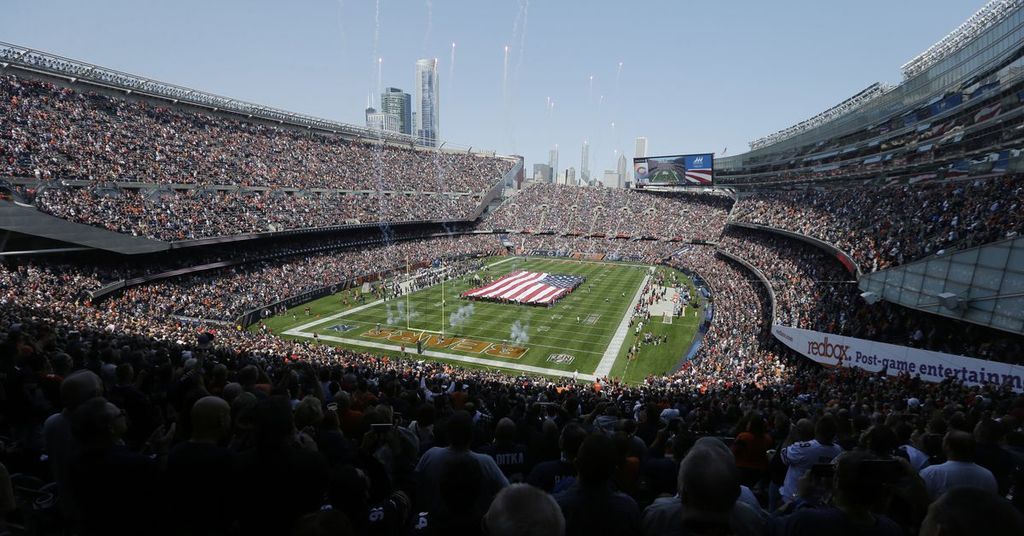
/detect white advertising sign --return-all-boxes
[772,325,1024,392]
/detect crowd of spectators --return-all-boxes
[484,183,733,241]
[718,228,859,333]
[718,78,1024,186]
[2,249,1023,535]
[99,234,500,323]
[3,58,1024,536]
[34,186,480,241]
[717,227,1024,362]
[662,246,788,394]
[731,175,1024,271]
[514,235,679,264]
[0,73,513,193]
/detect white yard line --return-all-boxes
[592,273,652,379]
[283,330,596,381]
[281,298,386,333]
[486,256,519,268]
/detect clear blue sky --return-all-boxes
[3,0,984,175]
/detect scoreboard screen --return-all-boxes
[634,153,714,187]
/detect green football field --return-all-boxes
[257,256,703,383]
[650,167,685,184]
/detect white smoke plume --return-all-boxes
[449,303,475,328]
[510,319,530,344]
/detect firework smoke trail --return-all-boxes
[377,57,383,96]
[372,0,381,82]
[548,99,555,146]
[510,0,523,62]
[502,45,509,99]
[616,61,623,85]
[588,74,594,102]
[431,144,454,214]
[424,0,433,50]
[335,0,345,44]
[363,0,394,243]
[449,42,456,92]
[514,0,529,81]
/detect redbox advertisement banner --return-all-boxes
[772,324,1024,392]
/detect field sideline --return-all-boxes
[258,256,703,383]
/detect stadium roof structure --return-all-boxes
[746,0,1023,153]
[901,0,1024,79]
[747,83,895,151]
[0,41,488,155]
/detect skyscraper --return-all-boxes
[601,170,619,188]
[548,146,559,183]
[365,107,400,133]
[580,141,590,184]
[617,153,628,188]
[414,59,439,146]
[532,163,553,182]
[635,137,648,158]
[381,87,413,135]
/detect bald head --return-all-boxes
[484,484,565,536]
[221,382,243,403]
[495,417,516,443]
[943,430,975,461]
[191,396,231,443]
[794,418,814,442]
[678,437,740,516]
[60,370,103,411]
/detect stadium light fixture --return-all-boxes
[749,83,893,151]
[860,291,880,305]
[937,292,969,313]
[901,0,1022,80]
[750,1,1024,152]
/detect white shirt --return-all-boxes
[780,440,842,500]
[919,460,997,499]
[900,443,930,472]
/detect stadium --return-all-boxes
[1,1,1024,535]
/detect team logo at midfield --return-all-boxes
[547,353,575,365]
[326,324,355,332]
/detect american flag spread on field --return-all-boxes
[462,271,585,305]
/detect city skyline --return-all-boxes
[3,0,985,174]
